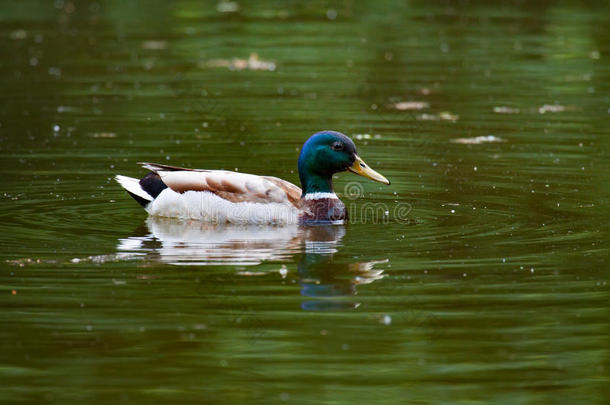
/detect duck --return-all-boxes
[115,130,390,224]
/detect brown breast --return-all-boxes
[299,198,347,224]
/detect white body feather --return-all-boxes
[147,188,299,225]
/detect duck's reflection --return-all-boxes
[298,252,387,310]
[118,217,306,265]
[118,217,387,310]
[296,226,386,310]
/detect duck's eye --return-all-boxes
[331,142,344,151]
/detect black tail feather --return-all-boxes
[139,172,168,199]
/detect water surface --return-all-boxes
[1,1,609,403]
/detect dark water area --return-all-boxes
[1,1,608,403]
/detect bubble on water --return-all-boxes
[53,125,60,132]
[10,29,28,40]
[353,133,372,140]
[202,53,275,71]
[493,106,520,114]
[48,67,61,77]
[538,104,575,114]
[418,112,459,122]
[392,101,429,110]
[141,40,167,50]
[452,135,505,144]
[381,315,392,325]
[326,9,338,20]
[217,1,239,13]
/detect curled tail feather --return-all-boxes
[115,175,153,207]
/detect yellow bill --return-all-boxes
[347,155,390,185]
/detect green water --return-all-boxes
[1,1,609,403]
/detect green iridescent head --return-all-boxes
[297,130,390,196]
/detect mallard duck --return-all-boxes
[115,130,390,224]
